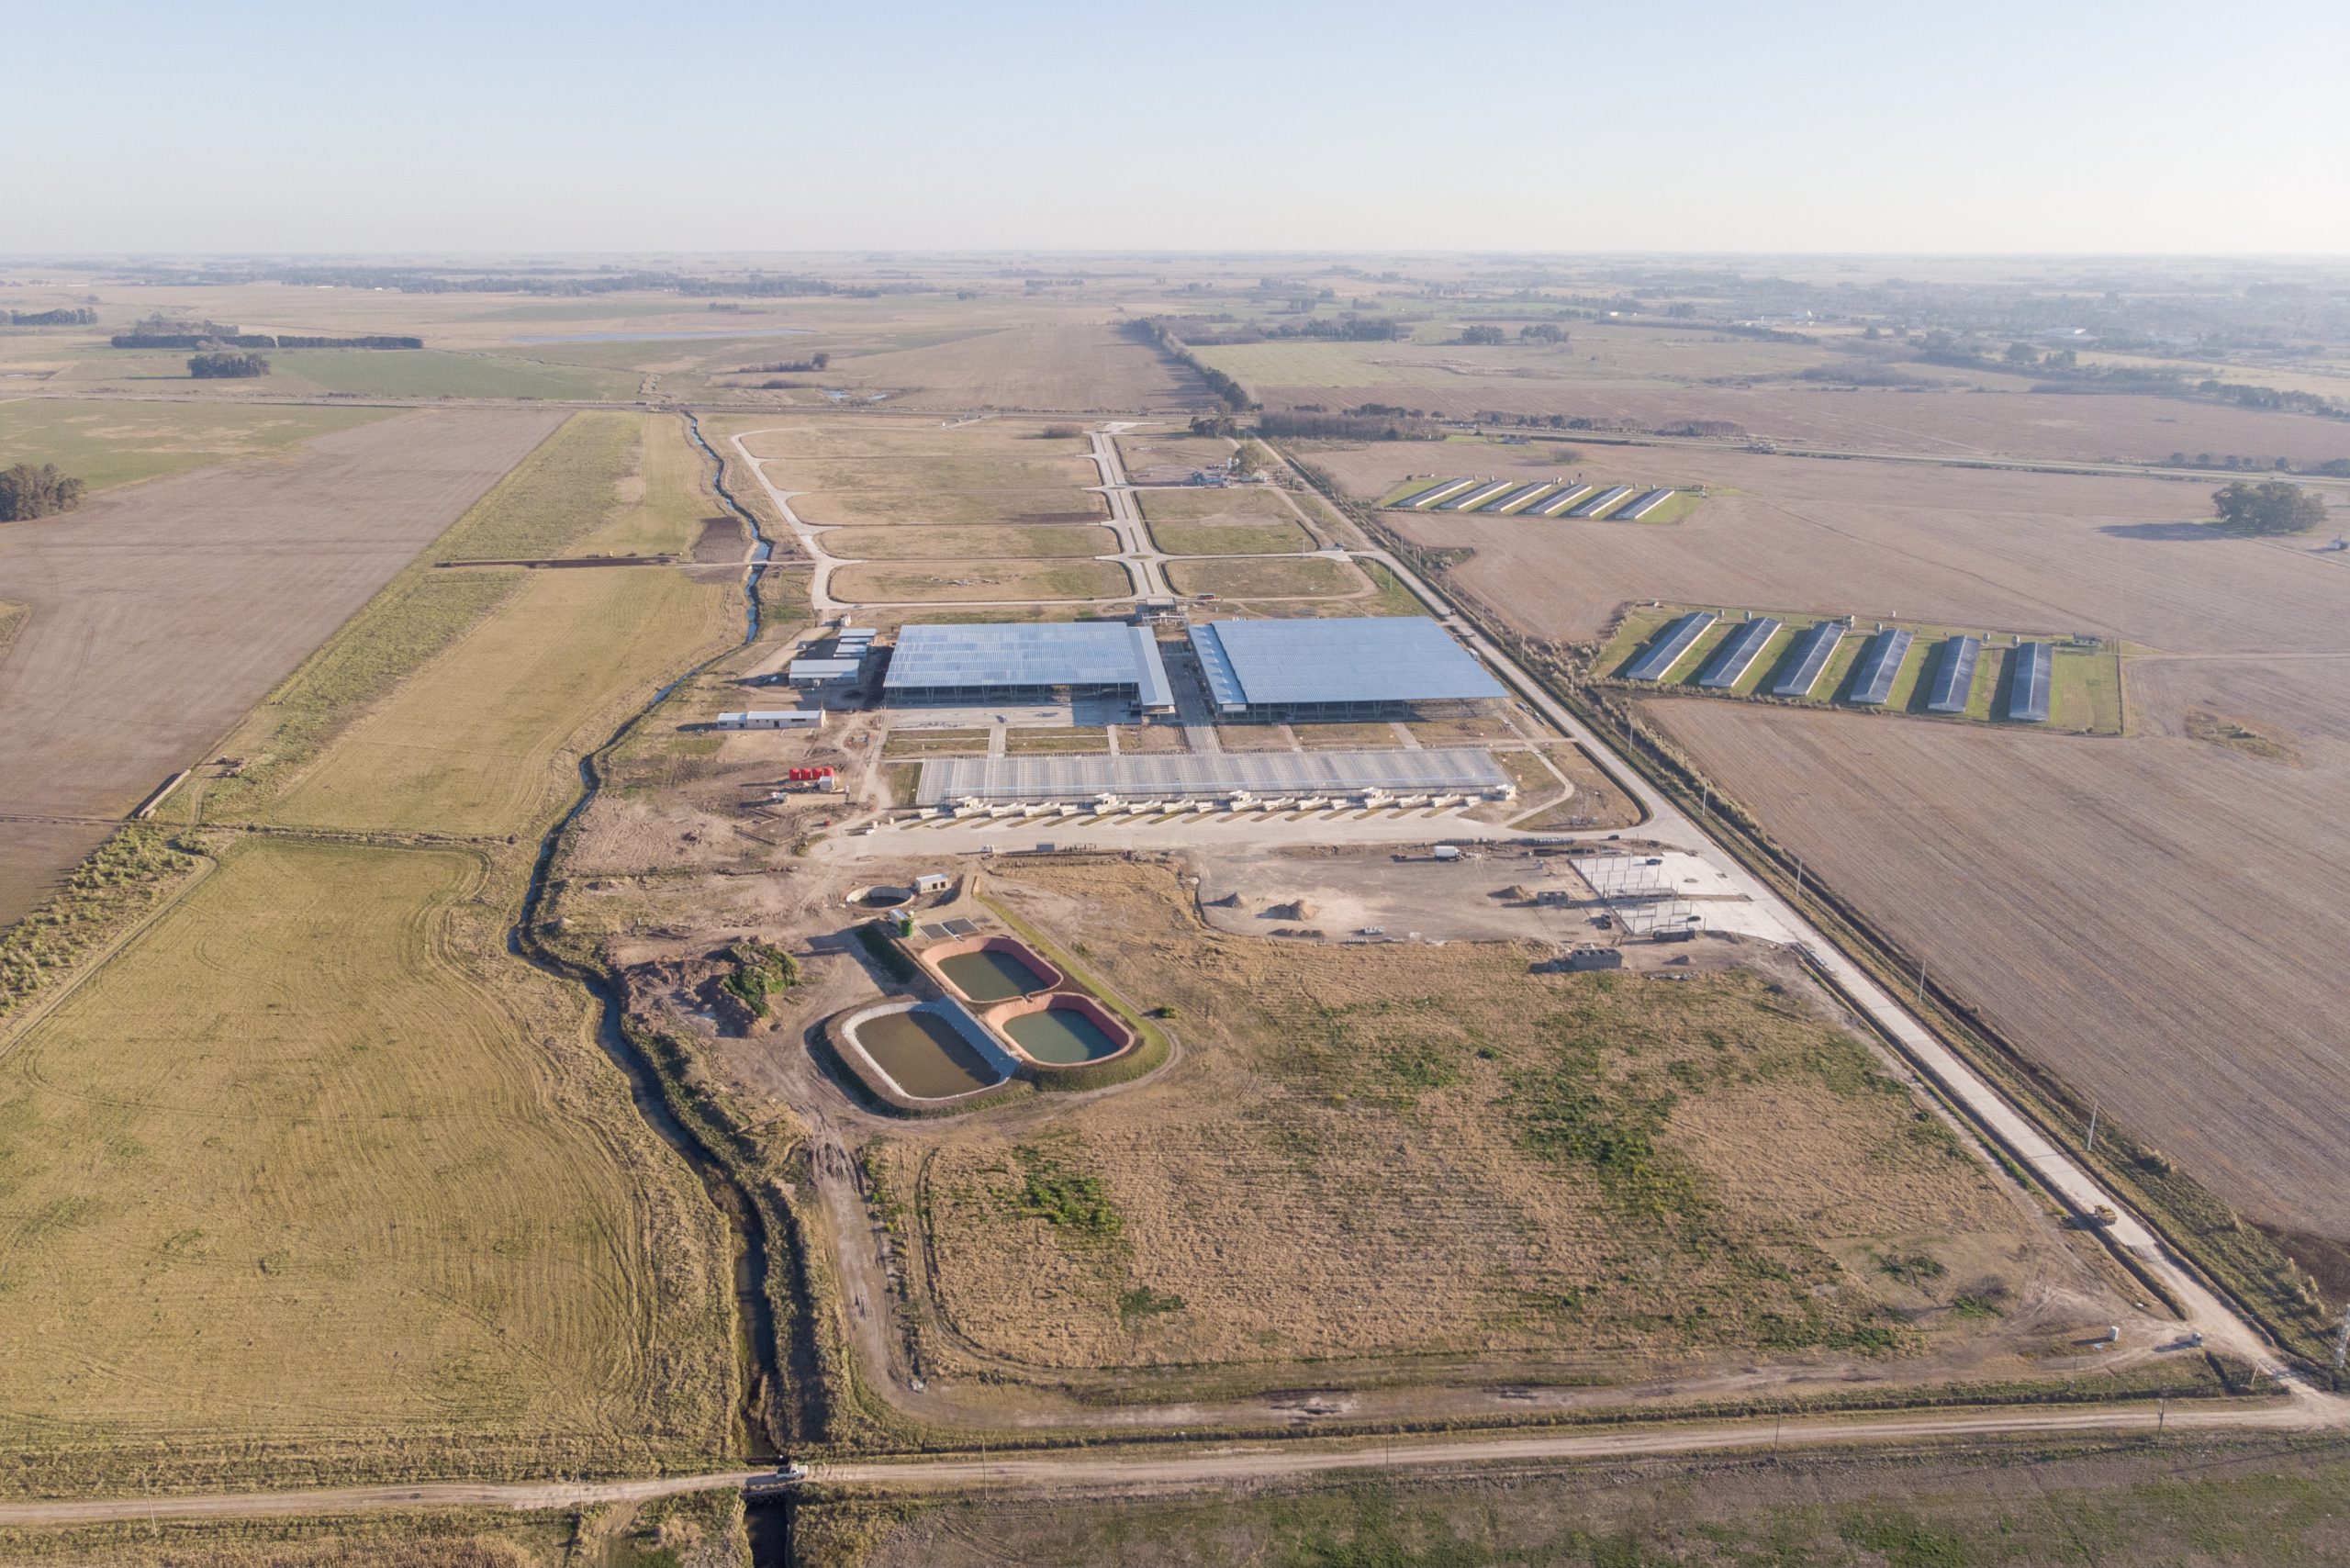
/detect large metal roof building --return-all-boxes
[1186,616,1506,719]
[883,622,1174,712]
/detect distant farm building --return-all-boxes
[1187,616,1506,721]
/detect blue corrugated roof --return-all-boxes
[1186,618,1504,709]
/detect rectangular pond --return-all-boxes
[851,1006,1006,1098]
[936,947,1051,1003]
[1003,1006,1123,1065]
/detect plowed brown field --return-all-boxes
[0,409,563,921]
[1643,654,2350,1238]
[1342,442,2348,654]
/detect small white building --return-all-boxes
[912,872,951,895]
[715,710,823,731]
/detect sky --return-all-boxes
[6,0,2348,256]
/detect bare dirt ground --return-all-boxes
[1320,441,2350,654]
[1270,381,2350,467]
[1642,654,2350,1241]
[0,409,562,920]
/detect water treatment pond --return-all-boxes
[1004,1006,1122,1065]
[937,948,1050,1003]
[853,1007,1004,1099]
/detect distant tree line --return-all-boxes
[107,264,874,299]
[2210,480,2327,535]
[188,352,270,379]
[1256,411,1441,442]
[0,464,86,521]
[8,308,96,326]
[1121,319,1251,412]
[114,332,421,350]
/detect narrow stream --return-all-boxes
[512,409,786,1460]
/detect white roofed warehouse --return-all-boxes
[882,622,1176,713]
[1186,616,1506,721]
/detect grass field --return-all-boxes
[820,524,1116,560]
[0,839,733,1490]
[830,559,1131,604]
[1597,604,2123,734]
[871,861,2120,1389]
[801,322,1201,411]
[1165,555,1366,599]
[252,416,741,836]
[1115,432,1236,482]
[0,399,397,489]
[0,410,563,921]
[815,1436,2350,1568]
[1137,488,1314,554]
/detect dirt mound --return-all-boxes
[1497,884,1534,902]
[1206,892,1242,908]
[1264,899,1317,921]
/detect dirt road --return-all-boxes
[0,1396,2333,1525]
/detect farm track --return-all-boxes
[0,1394,2331,1524]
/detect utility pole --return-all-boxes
[2086,1101,2099,1155]
[1914,958,1927,1007]
[2333,1302,2349,1381]
[1793,857,1804,899]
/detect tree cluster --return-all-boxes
[8,308,96,326]
[117,332,420,350]
[733,353,829,374]
[1256,411,1440,442]
[1456,325,1506,346]
[188,352,271,379]
[0,463,86,521]
[1518,322,1569,343]
[2210,480,2326,535]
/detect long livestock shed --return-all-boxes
[1528,484,1595,516]
[1925,635,1982,714]
[1618,487,1676,521]
[916,747,1512,808]
[1186,616,1505,720]
[884,622,1175,712]
[2007,641,2053,722]
[1479,483,1552,513]
[1771,621,1847,698]
[1569,485,1638,518]
[1848,627,1915,706]
[1398,477,1475,510]
[1622,610,1717,682]
[1696,617,1782,689]
[1438,479,1516,511]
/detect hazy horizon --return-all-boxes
[6,0,2348,255]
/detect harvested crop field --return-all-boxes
[820,524,1116,560]
[0,398,397,490]
[228,414,742,838]
[0,409,562,922]
[1330,442,2349,655]
[806,322,1203,411]
[873,862,2122,1387]
[1165,555,1366,599]
[737,417,1107,527]
[1138,487,1314,554]
[831,559,1131,604]
[1264,370,2350,466]
[1642,654,2350,1241]
[0,838,733,1490]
